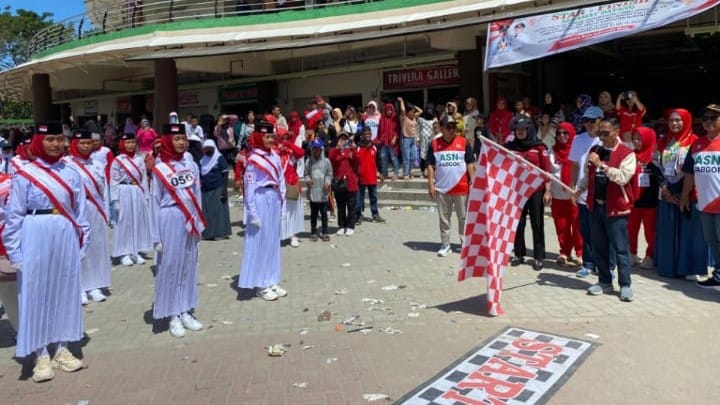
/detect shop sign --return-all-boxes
[219,84,258,103]
[383,65,459,90]
[178,91,200,106]
[83,101,98,115]
[485,0,720,70]
[116,97,131,114]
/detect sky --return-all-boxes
[3,0,87,22]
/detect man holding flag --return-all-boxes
[426,116,476,257]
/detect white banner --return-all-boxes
[484,0,720,70]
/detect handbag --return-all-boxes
[285,182,300,200]
[331,177,348,193]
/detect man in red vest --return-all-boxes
[574,118,637,302]
[426,116,476,257]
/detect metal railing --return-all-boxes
[28,0,384,58]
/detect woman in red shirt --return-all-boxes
[135,119,158,156]
[329,132,359,235]
[505,117,552,270]
[615,91,646,145]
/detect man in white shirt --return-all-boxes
[463,97,480,151]
[569,106,603,278]
[184,115,205,164]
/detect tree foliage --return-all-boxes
[1,100,33,119]
[0,6,54,67]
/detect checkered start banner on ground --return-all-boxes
[459,141,546,316]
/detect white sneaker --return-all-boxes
[345,228,354,236]
[639,257,654,269]
[685,274,703,281]
[169,318,186,338]
[336,228,346,236]
[80,292,89,306]
[256,287,279,301]
[120,255,134,266]
[133,254,146,265]
[88,289,106,302]
[270,284,288,297]
[290,237,300,247]
[437,244,452,257]
[180,313,203,331]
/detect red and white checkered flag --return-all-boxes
[458,140,547,316]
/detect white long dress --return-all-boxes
[281,137,306,240]
[239,148,285,289]
[64,156,112,291]
[150,156,203,319]
[110,153,152,257]
[2,158,90,357]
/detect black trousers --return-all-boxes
[189,140,203,164]
[514,189,545,260]
[310,201,328,235]
[335,189,357,230]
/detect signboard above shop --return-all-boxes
[383,65,460,90]
[219,84,258,103]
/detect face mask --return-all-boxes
[204,150,214,156]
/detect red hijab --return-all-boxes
[250,121,275,152]
[30,134,63,164]
[553,122,576,185]
[658,108,696,152]
[159,134,184,163]
[378,103,398,143]
[288,111,302,142]
[634,127,656,165]
[15,144,29,161]
[69,139,91,159]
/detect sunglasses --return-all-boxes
[702,114,719,122]
[556,131,569,137]
[597,130,611,137]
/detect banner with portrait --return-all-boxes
[484,0,720,70]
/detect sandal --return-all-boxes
[321,234,330,242]
[310,234,319,242]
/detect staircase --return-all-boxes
[372,177,434,210]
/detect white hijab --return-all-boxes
[200,139,221,176]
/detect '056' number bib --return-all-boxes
[169,171,195,189]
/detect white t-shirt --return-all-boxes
[568,131,600,205]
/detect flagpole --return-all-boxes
[477,136,575,194]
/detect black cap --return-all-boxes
[162,124,186,136]
[120,132,135,140]
[34,122,63,135]
[255,120,275,134]
[337,131,350,140]
[512,117,533,129]
[72,130,92,140]
[19,131,33,145]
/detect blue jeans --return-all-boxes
[589,204,631,287]
[379,144,399,179]
[699,212,720,279]
[401,137,418,177]
[356,185,379,218]
[578,204,595,270]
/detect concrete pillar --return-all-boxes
[32,73,54,122]
[153,59,178,130]
[457,38,484,111]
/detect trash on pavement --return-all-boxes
[334,288,349,295]
[85,328,99,335]
[347,326,374,334]
[302,345,315,350]
[381,284,406,291]
[267,344,289,356]
[317,310,332,322]
[378,327,402,335]
[341,263,351,267]
[206,283,218,287]
[585,333,600,339]
[362,298,384,304]
[326,357,338,364]
[408,312,420,318]
[363,393,391,401]
[298,328,309,335]
[342,314,360,325]
[292,382,308,389]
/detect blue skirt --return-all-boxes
[655,200,708,277]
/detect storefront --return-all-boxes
[381,64,461,110]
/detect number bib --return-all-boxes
[169,171,195,189]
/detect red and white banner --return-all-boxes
[458,140,547,316]
[485,0,720,70]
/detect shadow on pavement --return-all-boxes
[143,308,169,334]
[660,279,720,303]
[403,241,440,253]
[434,295,495,317]
[0,320,15,349]
[536,272,592,291]
[229,275,256,301]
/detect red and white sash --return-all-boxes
[17,162,84,245]
[10,157,26,173]
[64,157,109,224]
[247,150,281,185]
[153,161,207,237]
[115,154,145,192]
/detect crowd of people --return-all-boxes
[0,89,719,383]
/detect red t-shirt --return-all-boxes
[617,106,645,136]
[356,144,378,186]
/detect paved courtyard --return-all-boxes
[0,199,719,404]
